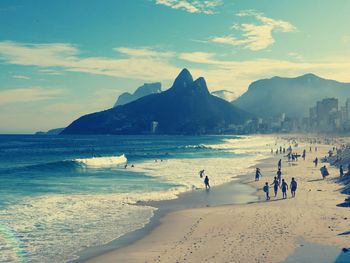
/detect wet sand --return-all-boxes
[84,139,349,263]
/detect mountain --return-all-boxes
[211,90,236,102]
[233,73,350,118]
[61,69,251,135]
[35,127,65,135]
[114,82,161,107]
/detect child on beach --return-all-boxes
[320,165,329,179]
[263,182,270,200]
[271,177,279,197]
[281,179,288,199]
[290,177,297,197]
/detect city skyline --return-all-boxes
[1,0,350,133]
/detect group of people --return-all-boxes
[261,159,298,201]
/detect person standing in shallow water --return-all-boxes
[290,177,297,197]
[255,168,262,181]
[281,179,288,199]
[204,176,210,189]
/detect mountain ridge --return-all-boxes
[62,69,251,135]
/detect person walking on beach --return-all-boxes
[255,168,262,181]
[290,177,297,198]
[302,149,306,161]
[340,165,344,178]
[320,165,329,179]
[278,159,282,170]
[263,182,270,200]
[271,177,279,197]
[281,179,288,199]
[204,176,210,189]
[277,168,282,183]
[313,157,318,167]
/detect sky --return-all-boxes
[1,0,350,133]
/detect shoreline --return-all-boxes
[76,152,277,263]
[83,137,350,263]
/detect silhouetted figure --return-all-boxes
[281,179,288,199]
[277,168,282,183]
[199,169,205,178]
[283,148,286,154]
[290,177,297,198]
[271,177,279,197]
[313,157,318,167]
[320,165,329,179]
[204,176,210,189]
[263,182,270,200]
[278,159,282,170]
[255,168,262,181]
[340,165,344,178]
[302,149,306,161]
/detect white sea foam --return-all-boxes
[0,135,275,263]
[74,154,127,168]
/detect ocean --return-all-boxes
[0,134,274,263]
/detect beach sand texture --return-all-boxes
[86,141,349,263]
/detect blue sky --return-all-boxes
[1,0,350,133]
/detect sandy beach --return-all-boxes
[85,137,349,263]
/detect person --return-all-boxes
[280,146,282,154]
[283,148,286,154]
[255,168,262,181]
[271,177,279,197]
[278,159,282,170]
[290,177,297,198]
[320,165,329,179]
[263,182,270,200]
[340,165,344,178]
[281,179,288,199]
[199,169,205,178]
[313,157,318,167]
[204,176,210,189]
[302,149,306,161]
[277,168,282,183]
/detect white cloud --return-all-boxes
[0,87,62,106]
[154,0,222,14]
[0,41,180,81]
[211,10,296,51]
[12,75,30,79]
[179,51,350,93]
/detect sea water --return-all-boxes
[0,135,275,263]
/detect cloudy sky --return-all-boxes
[1,0,350,133]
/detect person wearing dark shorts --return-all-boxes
[290,177,297,198]
[281,179,288,199]
[271,176,279,197]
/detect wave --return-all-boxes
[73,154,127,168]
[1,154,127,174]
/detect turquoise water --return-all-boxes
[0,135,273,262]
